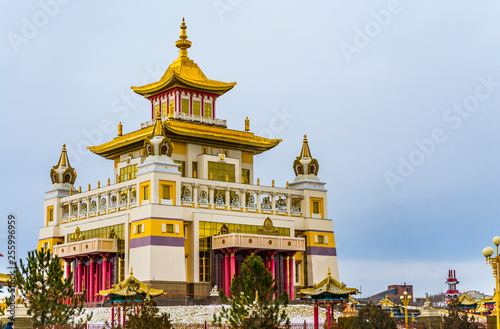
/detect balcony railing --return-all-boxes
[212,233,305,251]
[53,175,306,226]
[52,238,117,258]
[140,113,227,129]
[180,177,304,216]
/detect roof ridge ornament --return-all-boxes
[175,17,192,58]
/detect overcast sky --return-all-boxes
[2,1,500,298]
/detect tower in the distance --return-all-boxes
[445,269,460,302]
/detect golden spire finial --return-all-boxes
[245,117,250,131]
[327,267,331,277]
[118,122,123,136]
[304,134,307,140]
[130,267,134,276]
[176,17,191,58]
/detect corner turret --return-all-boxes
[289,135,325,190]
[50,144,77,191]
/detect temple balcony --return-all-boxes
[140,113,227,129]
[53,238,117,258]
[179,177,304,217]
[52,175,312,226]
[212,233,305,252]
[56,179,138,225]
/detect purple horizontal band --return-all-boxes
[130,216,183,223]
[130,235,184,248]
[307,246,337,256]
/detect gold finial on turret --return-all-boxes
[245,117,250,131]
[78,186,81,193]
[130,267,133,276]
[286,181,289,189]
[97,181,100,188]
[328,267,331,277]
[176,17,192,58]
[118,122,122,136]
[272,179,275,187]
[257,178,260,186]
[88,183,91,191]
[69,189,72,195]
[107,178,110,186]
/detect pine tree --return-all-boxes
[344,302,397,329]
[213,253,290,328]
[442,298,478,329]
[14,248,91,325]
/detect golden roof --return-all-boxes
[132,19,236,98]
[0,273,11,284]
[300,268,358,297]
[457,293,477,306]
[379,294,397,307]
[99,268,163,297]
[88,120,281,159]
[480,291,497,304]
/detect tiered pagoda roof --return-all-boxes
[300,268,358,301]
[99,268,163,299]
[131,18,236,98]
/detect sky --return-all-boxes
[1,1,500,299]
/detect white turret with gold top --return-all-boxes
[50,144,77,191]
[289,135,326,191]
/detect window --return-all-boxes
[182,98,189,115]
[174,160,185,177]
[192,161,198,178]
[162,185,171,200]
[193,101,200,117]
[204,102,212,118]
[242,169,250,184]
[119,164,137,182]
[313,201,320,214]
[167,224,174,233]
[169,99,175,113]
[208,161,235,182]
[47,206,54,223]
[317,235,324,244]
[162,102,168,116]
[310,198,323,218]
[135,224,144,234]
[143,186,149,200]
[154,104,159,117]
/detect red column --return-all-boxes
[90,258,95,302]
[111,303,115,327]
[314,303,319,329]
[264,257,269,270]
[224,252,230,296]
[289,253,295,300]
[270,254,276,299]
[77,260,82,292]
[103,257,108,291]
[230,250,236,287]
[117,304,121,327]
[65,260,71,279]
[283,256,288,296]
[327,302,331,328]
